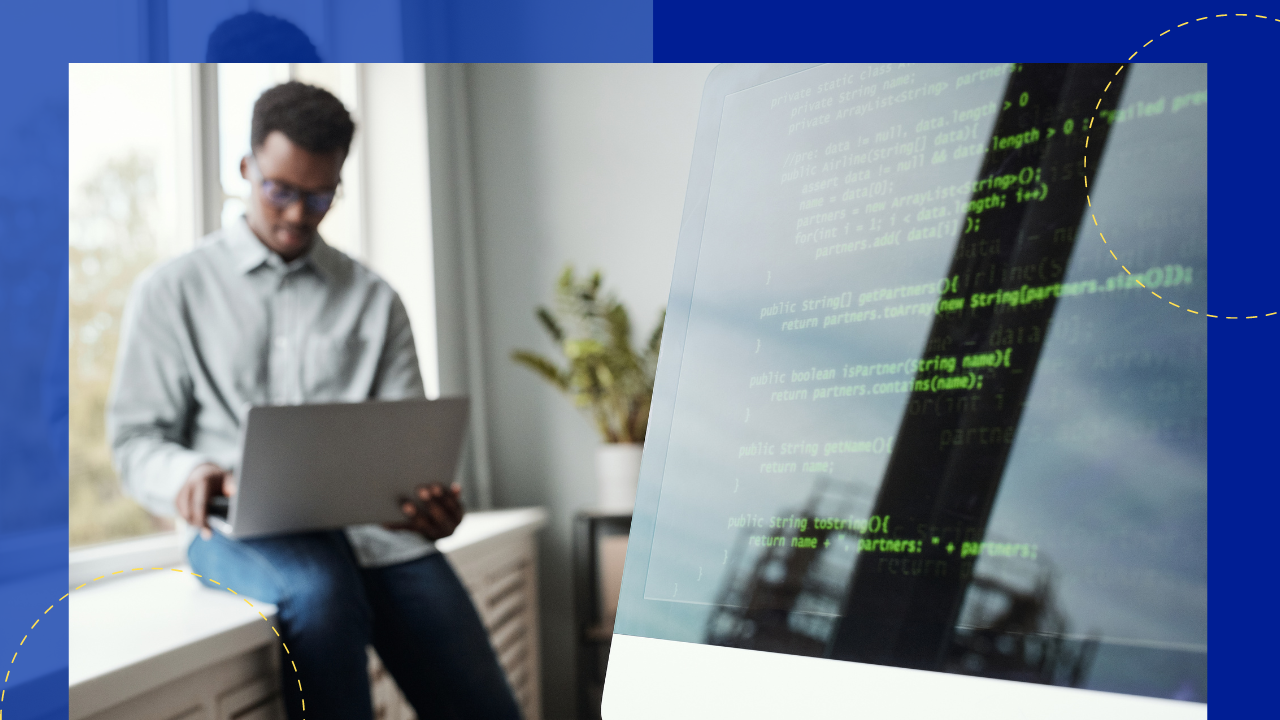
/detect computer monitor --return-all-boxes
[605,64,1206,718]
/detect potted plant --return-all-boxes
[512,267,664,511]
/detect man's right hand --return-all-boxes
[176,463,237,540]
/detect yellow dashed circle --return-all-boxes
[1085,13,1278,319]
[2,567,308,718]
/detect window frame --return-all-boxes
[68,531,189,589]
[68,63,486,569]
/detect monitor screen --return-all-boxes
[614,63,1206,703]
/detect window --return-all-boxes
[69,63,370,547]
[68,64,197,545]
[69,62,438,549]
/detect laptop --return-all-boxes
[209,397,469,538]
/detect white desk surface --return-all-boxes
[434,506,547,554]
[69,566,279,718]
[69,507,547,717]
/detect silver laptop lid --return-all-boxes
[225,397,469,538]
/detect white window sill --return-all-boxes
[68,508,548,719]
[69,565,278,719]
[69,531,190,590]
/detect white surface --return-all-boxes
[436,507,548,557]
[603,634,1207,720]
[69,567,278,719]
[362,62,441,399]
[596,443,642,511]
[69,508,547,718]
[68,532,188,589]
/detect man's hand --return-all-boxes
[389,483,464,541]
[175,463,236,540]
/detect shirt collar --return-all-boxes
[226,215,334,282]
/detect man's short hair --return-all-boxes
[251,81,355,157]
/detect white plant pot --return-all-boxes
[596,443,643,512]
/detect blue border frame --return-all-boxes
[0,0,1270,714]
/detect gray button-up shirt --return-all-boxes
[107,216,434,567]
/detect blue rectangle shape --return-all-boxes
[0,4,73,715]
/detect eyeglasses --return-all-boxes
[246,155,339,215]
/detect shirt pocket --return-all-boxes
[302,334,371,401]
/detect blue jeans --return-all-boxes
[188,530,522,720]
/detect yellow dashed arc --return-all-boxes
[1086,12,1277,319]
[2,567,310,718]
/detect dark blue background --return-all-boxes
[0,0,1263,714]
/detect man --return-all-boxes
[107,81,522,720]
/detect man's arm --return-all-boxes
[106,273,213,518]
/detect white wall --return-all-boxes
[463,63,714,720]
[361,63,440,399]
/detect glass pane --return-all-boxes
[68,63,195,546]
[624,63,1207,701]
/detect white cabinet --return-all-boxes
[216,677,283,720]
[71,509,547,720]
[442,510,545,720]
[76,647,282,720]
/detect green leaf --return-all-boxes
[595,363,615,389]
[564,338,605,359]
[512,266,668,443]
[605,304,631,351]
[535,307,563,343]
[510,351,569,391]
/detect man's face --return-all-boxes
[241,130,344,260]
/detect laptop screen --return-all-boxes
[616,63,1207,702]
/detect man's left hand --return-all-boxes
[389,483,465,540]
